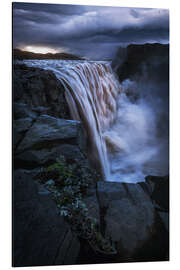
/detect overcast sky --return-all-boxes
[13,2,169,60]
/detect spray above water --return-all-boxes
[22,60,169,183]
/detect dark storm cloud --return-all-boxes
[13,2,87,16]
[13,3,169,59]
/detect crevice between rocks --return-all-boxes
[52,227,69,265]
[122,183,136,205]
[95,182,108,237]
[13,116,38,153]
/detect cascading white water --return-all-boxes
[21,60,169,183]
[54,61,121,179]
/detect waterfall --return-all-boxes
[53,61,121,180]
[22,60,169,183]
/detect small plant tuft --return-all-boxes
[35,155,116,255]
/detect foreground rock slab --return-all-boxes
[13,169,80,267]
[96,181,169,262]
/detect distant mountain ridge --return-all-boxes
[13,48,84,60]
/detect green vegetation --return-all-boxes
[36,155,117,255]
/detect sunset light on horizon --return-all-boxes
[22,46,61,54]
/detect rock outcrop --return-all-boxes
[13,64,71,119]
[113,43,169,83]
[96,181,168,262]
[144,175,169,232]
[13,103,85,169]
[16,115,82,153]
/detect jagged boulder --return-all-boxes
[14,114,85,168]
[16,115,82,153]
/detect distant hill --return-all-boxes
[13,48,85,60]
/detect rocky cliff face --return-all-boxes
[112,43,169,83]
[13,64,71,119]
[12,63,169,266]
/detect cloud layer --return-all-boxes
[13,3,169,59]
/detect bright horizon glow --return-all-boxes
[23,46,60,54]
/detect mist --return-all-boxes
[106,48,169,182]
[104,77,169,182]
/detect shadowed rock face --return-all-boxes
[12,169,80,267]
[77,178,169,264]
[96,180,168,262]
[13,64,71,119]
[113,43,169,83]
[14,112,85,169]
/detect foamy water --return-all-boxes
[19,60,169,183]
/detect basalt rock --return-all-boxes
[16,115,82,153]
[13,169,80,267]
[95,181,169,262]
[113,43,169,83]
[14,114,86,169]
[15,144,84,169]
[13,64,71,119]
[13,102,37,120]
[144,175,169,233]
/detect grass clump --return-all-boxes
[36,155,117,255]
